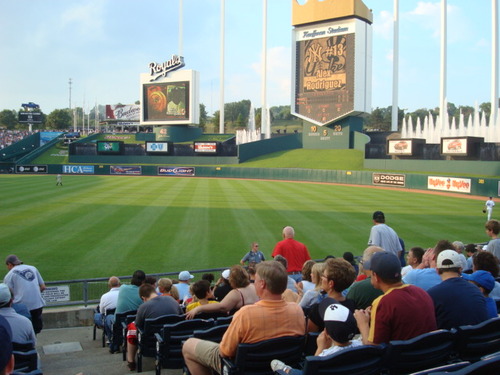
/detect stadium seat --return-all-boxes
[93,307,116,348]
[276,344,386,375]
[222,335,305,375]
[154,318,215,374]
[109,310,136,355]
[453,317,500,362]
[303,331,320,356]
[408,361,470,375]
[136,314,185,372]
[215,315,233,325]
[428,354,500,374]
[182,324,232,375]
[384,329,457,374]
[12,341,38,374]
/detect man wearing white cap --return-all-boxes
[427,249,489,330]
[176,270,194,302]
[4,254,46,334]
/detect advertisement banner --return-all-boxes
[110,166,142,175]
[158,166,195,176]
[373,173,406,187]
[105,105,140,121]
[16,165,47,173]
[40,131,63,146]
[194,142,217,153]
[428,176,471,193]
[146,142,170,153]
[387,140,413,155]
[62,165,95,174]
[441,138,468,155]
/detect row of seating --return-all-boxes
[96,313,500,374]
[216,316,500,375]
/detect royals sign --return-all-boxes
[149,55,185,81]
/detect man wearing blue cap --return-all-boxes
[462,270,498,319]
[0,315,14,375]
[354,251,436,345]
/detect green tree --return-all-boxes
[199,103,208,129]
[0,109,18,129]
[46,109,72,129]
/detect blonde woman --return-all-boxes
[158,278,180,303]
[298,262,325,309]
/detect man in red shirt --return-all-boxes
[272,226,311,282]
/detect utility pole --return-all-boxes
[69,78,72,109]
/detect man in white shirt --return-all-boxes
[94,276,120,340]
[485,197,495,221]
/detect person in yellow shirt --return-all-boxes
[185,280,219,312]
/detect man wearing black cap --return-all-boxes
[368,211,402,259]
[354,252,436,345]
[4,255,46,334]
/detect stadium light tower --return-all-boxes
[69,78,72,109]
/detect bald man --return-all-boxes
[94,276,121,341]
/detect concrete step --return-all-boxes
[36,326,183,375]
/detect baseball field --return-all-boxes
[0,173,489,282]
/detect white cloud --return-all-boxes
[60,0,106,39]
[373,10,393,40]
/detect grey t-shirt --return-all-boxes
[135,295,182,329]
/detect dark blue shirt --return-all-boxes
[427,276,489,330]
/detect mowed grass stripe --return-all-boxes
[0,175,490,281]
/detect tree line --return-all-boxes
[0,100,493,132]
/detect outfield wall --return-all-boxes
[38,164,500,197]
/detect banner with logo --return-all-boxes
[428,176,471,193]
[16,165,47,173]
[105,105,140,121]
[62,165,95,174]
[372,173,406,187]
[158,166,195,176]
[110,166,142,175]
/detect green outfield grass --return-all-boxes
[0,174,489,282]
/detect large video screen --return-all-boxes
[142,81,190,122]
[294,33,355,125]
[97,141,122,154]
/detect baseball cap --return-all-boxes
[368,251,401,279]
[222,269,230,279]
[462,270,495,293]
[436,249,462,269]
[320,301,357,343]
[372,211,385,220]
[0,284,11,306]
[0,315,13,371]
[5,254,22,265]
[178,271,194,281]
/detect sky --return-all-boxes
[0,0,496,116]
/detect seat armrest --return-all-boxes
[154,332,164,344]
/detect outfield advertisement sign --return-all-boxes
[428,176,471,193]
[63,165,95,174]
[372,173,405,187]
[16,165,47,173]
[110,166,142,175]
[158,166,195,176]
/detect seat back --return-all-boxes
[111,309,137,348]
[215,315,233,325]
[157,319,215,369]
[224,335,305,375]
[12,341,38,373]
[386,329,456,374]
[138,314,185,358]
[454,317,500,362]
[429,354,500,374]
[300,344,386,375]
[193,324,230,343]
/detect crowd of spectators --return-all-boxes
[0,130,35,149]
[2,217,500,374]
